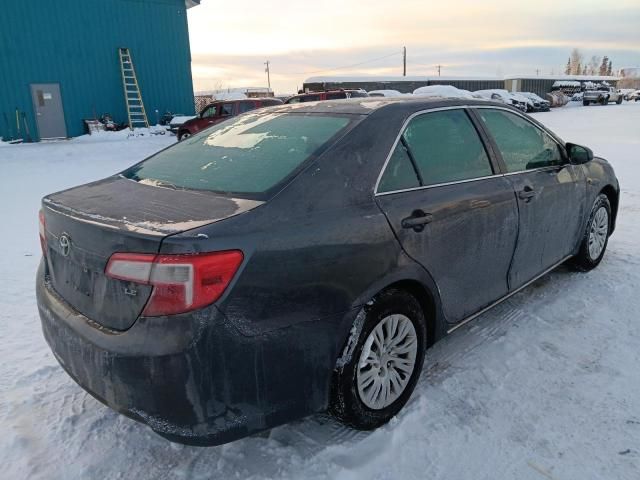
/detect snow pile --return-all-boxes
[413,85,476,99]
[1,104,640,479]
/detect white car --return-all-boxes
[474,89,528,112]
[413,85,476,99]
[628,90,640,102]
[368,89,404,98]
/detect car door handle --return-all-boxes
[518,186,537,201]
[401,211,433,232]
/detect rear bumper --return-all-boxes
[36,261,340,445]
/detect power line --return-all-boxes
[290,51,402,76]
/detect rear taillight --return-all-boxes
[39,210,47,256]
[105,250,243,316]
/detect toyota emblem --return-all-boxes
[59,234,71,257]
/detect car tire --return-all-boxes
[569,193,611,272]
[178,131,191,141]
[616,97,623,105]
[583,100,590,106]
[600,96,608,105]
[329,288,427,430]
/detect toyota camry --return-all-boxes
[37,98,619,445]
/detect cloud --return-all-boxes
[187,1,640,93]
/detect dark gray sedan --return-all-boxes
[36,98,619,446]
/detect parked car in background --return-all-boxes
[368,89,404,97]
[520,92,551,112]
[583,86,622,106]
[177,98,283,140]
[38,97,619,447]
[618,89,637,101]
[168,115,195,134]
[627,90,640,102]
[284,89,369,104]
[413,85,476,99]
[474,89,528,112]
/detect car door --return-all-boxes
[474,107,586,290]
[375,108,519,323]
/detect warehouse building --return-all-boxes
[0,0,199,142]
[302,76,504,94]
[303,74,619,98]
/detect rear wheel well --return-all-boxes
[377,280,437,347]
[600,185,618,233]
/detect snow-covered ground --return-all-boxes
[1,104,639,479]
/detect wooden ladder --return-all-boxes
[118,47,149,129]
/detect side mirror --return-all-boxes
[566,143,593,164]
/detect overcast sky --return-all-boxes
[187,0,640,94]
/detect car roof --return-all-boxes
[206,98,280,105]
[264,96,506,116]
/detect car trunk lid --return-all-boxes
[42,176,262,330]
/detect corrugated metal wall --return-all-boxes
[0,0,196,141]
[303,79,504,94]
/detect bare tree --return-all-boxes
[570,48,584,75]
[587,55,600,75]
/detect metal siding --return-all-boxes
[0,0,195,141]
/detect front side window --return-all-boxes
[478,109,563,172]
[326,92,347,100]
[123,113,352,197]
[201,105,218,118]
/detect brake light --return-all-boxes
[39,210,47,256]
[105,250,243,316]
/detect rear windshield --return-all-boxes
[123,112,352,197]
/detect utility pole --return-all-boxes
[264,60,271,90]
[402,47,406,77]
[437,64,441,76]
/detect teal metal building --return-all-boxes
[0,0,199,141]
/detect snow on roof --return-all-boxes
[504,74,620,81]
[304,75,502,83]
[195,87,272,96]
[413,85,476,99]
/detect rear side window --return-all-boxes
[220,103,234,116]
[378,141,421,193]
[478,109,563,172]
[238,101,257,114]
[402,110,493,186]
[123,113,352,197]
[326,92,347,100]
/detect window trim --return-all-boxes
[374,106,500,196]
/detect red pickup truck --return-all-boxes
[178,98,282,140]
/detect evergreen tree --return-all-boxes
[599,56,609,76]
[565,58,571,75]
[607,60,613,76]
